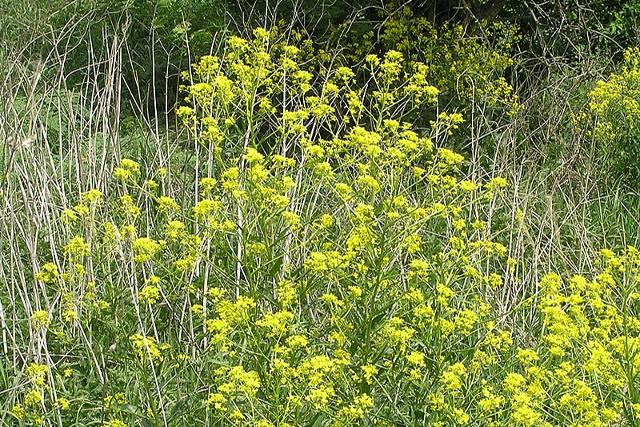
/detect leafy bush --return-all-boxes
[589,47,640,183]
[342,6,521,121]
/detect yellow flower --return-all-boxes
[244,147,264,164]
[306,386,335,410]
[256,310,294,337]
[31,310,50,329]
[516,348,540,365]
[64,236,90,258]
[132,237,161,263]
[139,284,160,305]
[281,210,301,229]
[155,196,180,213]
[485,176,508,191]
[478,386,505,412]
[407,351,425,368]
[503,372,526,393]
[441,363,466,391]
[35,263,59,284]
[453,408,470,425]
[24,388,43,407]
[129,334,162,361]
[113,158,140,182]
[61,208,78,224]
[199,177,217,195]
[218,366,261,396]
[81,189,103,205]
[63,308,78,323]
[56,397,70,410]
[11,403,25,420]
[206,392,227,409]
[362,364,378,385]
[286,334,308,349]
[193,199,222,219]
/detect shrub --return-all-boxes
[589,47,640,184]
[342,6,521,126]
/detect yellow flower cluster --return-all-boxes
[11,363,70,424]
[129,334,162,362]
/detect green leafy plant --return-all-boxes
[589,47,640,184]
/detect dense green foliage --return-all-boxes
[589,47,640,183]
